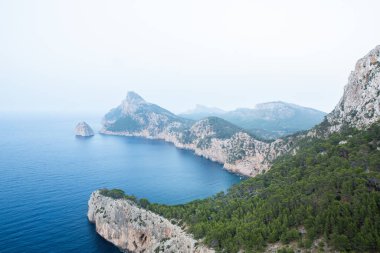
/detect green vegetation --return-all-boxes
[107,115,145,132]
[202,117,268,142]
[102,123,380,252]
[99,189,138,202]
[149,123,380,252]
[204,117,244,140]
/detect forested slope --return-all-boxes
[111,122,380,252]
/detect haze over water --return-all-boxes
[0,114,241,252]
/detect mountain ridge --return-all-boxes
[181,101,326,139]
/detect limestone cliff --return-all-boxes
[326,45,380,131]
[88,191,213,253]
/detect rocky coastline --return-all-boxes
[88,191,214,253]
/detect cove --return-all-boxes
[0,114,242,253]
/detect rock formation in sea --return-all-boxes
[88,191,214,253]
[75,122,94,137]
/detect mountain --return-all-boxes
[224,102,326,139]
[179,105,226,120]
[103,91,191,134]
[181,102,326,139]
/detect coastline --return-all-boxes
[99,129,274,177]
[88,190,214,253]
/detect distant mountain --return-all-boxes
[181,102,326,139]
[179,105,226,120]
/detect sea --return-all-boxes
[0,113,242,253]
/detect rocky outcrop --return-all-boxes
[75,122,94,137]
[88,191,213,253]
[327,45,380,131]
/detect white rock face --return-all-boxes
[75,122,94,137]
[100,128,284,177]
[88,191,214,253]
[327,45,380,131]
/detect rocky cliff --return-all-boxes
[88,191,213,253]
[75,122,94,137]
[326,45,380,132]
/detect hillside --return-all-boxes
[108,122,380,252]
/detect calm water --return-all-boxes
[0,113,241,253]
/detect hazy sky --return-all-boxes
[1,0,380,114]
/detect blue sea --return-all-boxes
[0,113,242,253]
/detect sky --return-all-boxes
[1,0,380,115]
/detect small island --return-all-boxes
[75,122,94,137]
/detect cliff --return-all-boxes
[88,191,214,253]
[326,45,380,131]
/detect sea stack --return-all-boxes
[75,122,94,137]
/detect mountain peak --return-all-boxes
[120,91,147,114]
[126,91,145,103]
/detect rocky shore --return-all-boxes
[88,191,214,253]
